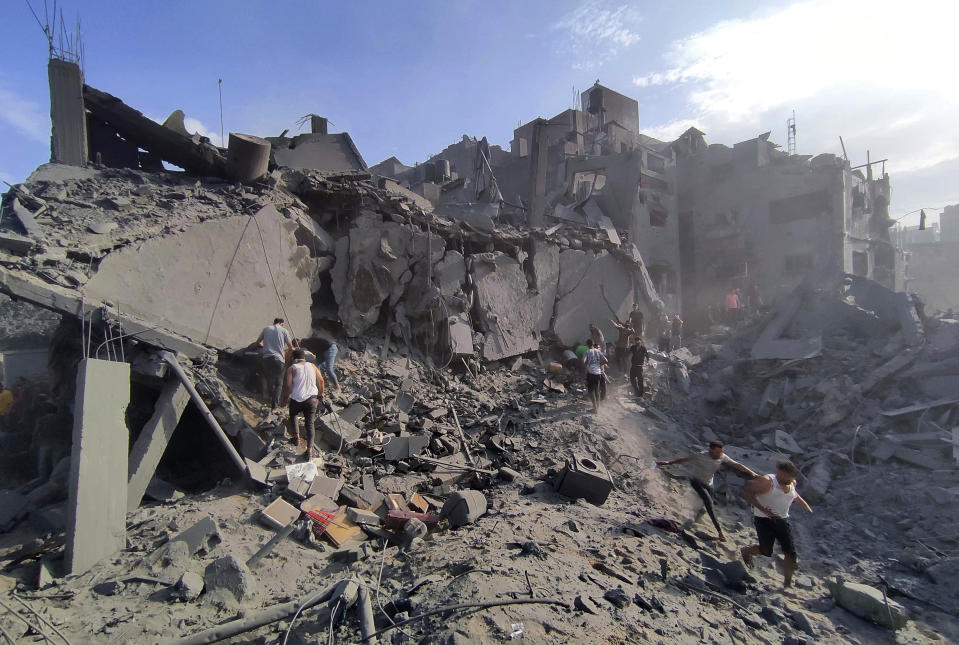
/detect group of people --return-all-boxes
[255,318,343,461]
[657,443,812,588]
[568,304,686,412]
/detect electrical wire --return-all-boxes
[10,593,72,645]
[373,541,414,641]
[251,211,296,339]
[204,215,253,344]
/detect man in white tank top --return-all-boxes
[280,349,325,461]
[739,460,812,588]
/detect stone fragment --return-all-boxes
[204,555,255,603]
[827,578,907,630]
[173,571,205,602]
[260,499,300,530]
[603,587,630,608]
[346,507,381,527]
[92,580,123,596]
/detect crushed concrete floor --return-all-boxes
[0,312,957,644]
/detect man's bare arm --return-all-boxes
[724,458,757,478]
[740,476,779,518]
[795,495,812,513]
[313,364,325,399]
[656,455,692,467]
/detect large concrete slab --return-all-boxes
[127,379,190,511]
[65,359,131,575]
[469,252,541,361]
[85,204,313,349]
[553,250,633,346]
[270,133,367,172]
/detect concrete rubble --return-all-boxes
[0,65,955,645]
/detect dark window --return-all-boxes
[770,190,831,223]
[649,209,667,227]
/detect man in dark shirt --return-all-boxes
[628,336,649,396]
[628,303,645,338]
[298,336,341,392]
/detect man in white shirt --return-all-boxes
[581,339,608,413]
[256,318,294,411]
[740,459,813,588]
[656,442,756,541]
[280,349,325,461]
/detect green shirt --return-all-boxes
[574,345,588,357]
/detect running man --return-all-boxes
[656,442,756,541]
[740,460,812,588]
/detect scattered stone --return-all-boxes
[173,571,204,602]
[827,578,907,630]
[203,555,255,603]
[440,490,487,527]
[603,587,630,609]
[93,580,124,596]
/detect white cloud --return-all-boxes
[552,2,641,70]
[183,117,224,147]
[632,0,959,219]
[0,87,48,143]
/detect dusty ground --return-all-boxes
[1,358,954,644]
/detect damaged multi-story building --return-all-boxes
[378,82,896,330]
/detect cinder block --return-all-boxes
[553,454,613,505]
[346,507,381,527]
[440,490,487,527]
[260,498,300,530]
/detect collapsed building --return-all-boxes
[0,57,955,644]
[897,203,959,314]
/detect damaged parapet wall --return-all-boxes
[326,190,655,361]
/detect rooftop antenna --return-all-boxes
[218,78,224,147]
[786,110,796,155]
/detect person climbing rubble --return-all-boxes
[588,323,606,355]
[280,348,326,461]
[627,335,649,397]
[656,442,756,541]
[299,336,342,392]
[740,459,812,588]
[609,318,634,376]
[657,314,672,352]
[629,302,645,338]
[581,339,607,413]
[257,317,294,412]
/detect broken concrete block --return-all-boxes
[497,467,521,482]
[338,486,384,511]
[440,490,487,528]
[383,434,429,461]
[93,580,124,596]
[146,516,222,569]
[469,252,541,361]
[346,507,381,527]
[308,476,344,500]
[173,571,205,602]
[552,250,632,346]
[317,413,362,449]
[447,314,475,357]
[204,555,255,603]
[65,359,131,576]
[827,578,907,630]
[553,454,614,506]
[226,133,271,183]
[127,379,190,512]
[260,499,300,530]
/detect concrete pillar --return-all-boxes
[226,133,271,183]
[48,59,88,166]
[310,116,328,135]
[528,121,549,228]
[65,359,131,575]
[127,379,190,511]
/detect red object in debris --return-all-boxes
[305,509,336,538]
[384,510,441,531]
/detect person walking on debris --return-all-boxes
[257,318,294,412]
[627,336,649,397]
[657,442,756,541]
[609,319,634,376]
[281,348,326,461]
[670,314,684,349]
[582,339,608,413]
[299,336,342,392]
[740,460,812,588]
[588,324,606,354]
[725,289,740,324]
[629,303,645,337]
[658,314,672,352]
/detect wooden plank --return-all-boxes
[324,508,364,547]
[880,398,959,417]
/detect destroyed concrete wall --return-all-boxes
[85,204,313,349]
[677,144,848,321]
[468,253,542,361]
[553,249,635,346]
[268,133,368,173]
[902,241,959,314]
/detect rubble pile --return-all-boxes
[0,77,954,644]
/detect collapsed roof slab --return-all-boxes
[83,204,313,350]
[82,85,228,178]
[553,249,634,346]
[469,252,541,361]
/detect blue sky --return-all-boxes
[2,0,956,225]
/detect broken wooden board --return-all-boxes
[324,508,364,547]
[880,397,959,418]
